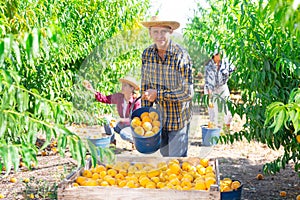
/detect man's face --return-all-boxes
[214,53,221,62]
[149,26,173,49]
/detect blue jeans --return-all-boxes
[160,123,190,157]
[114,122,133,143]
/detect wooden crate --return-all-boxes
[58,156,220,200]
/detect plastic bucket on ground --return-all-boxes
[221,181,243,200]
[201,125,220,146]
[87,126,114,151]
[88,134,112,149]
[131,107,162,154]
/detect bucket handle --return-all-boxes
[129,96,164,133]
[129,96,155,117]
[129,95,141,118]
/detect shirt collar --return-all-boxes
[152,40,174,55]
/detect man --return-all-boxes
[204,49,235,129]
[140,16,194,157]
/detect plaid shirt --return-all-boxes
[141,40,193,131]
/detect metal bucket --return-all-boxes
[130,106,162,154]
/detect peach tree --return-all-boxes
[0,0,150,175]
[185,0,300,175]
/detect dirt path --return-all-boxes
[0,112,299,199]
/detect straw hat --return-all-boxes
[119,76,140,90]
[141,16,180,30]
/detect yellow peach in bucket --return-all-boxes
[149,111,159,121]
[152,120,160,127]
[131,117,142,128]
[152,126,160,134]
[134,126,145,136]
[142,115,152,123]
[142,122,153,132]
[144,131,155,137]
[140,112,149,119]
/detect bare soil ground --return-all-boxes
[0,112,299,200]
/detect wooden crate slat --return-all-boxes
[58,186,219,200]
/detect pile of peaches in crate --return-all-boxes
[72,158,217,191]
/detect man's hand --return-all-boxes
[141,89,157,102]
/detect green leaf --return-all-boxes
[265,102,285,125]
[273,110,286,133]
[101,148,115,164]
[57,133,67,157]
[0,144,12,175]
[25,33,33,61]
[2,70,13,85]
[3,37,11,57]
[17,89,24,112]
[68,136,77,160]
[40,125,51,150]
[34,99,42,116]
[0,40,4,65]
[202,94,209,107]
[31,28,40,58]
[87,139,98,166]
[0,113,7,138]
[8,145,19,173]
[77,139,86,167]
[27,121,36,143]
[8,70,21,83]
[12,41,21,66]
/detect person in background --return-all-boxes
[204,49,235,129]
[83,76,141,146]
[140,16,194,157]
